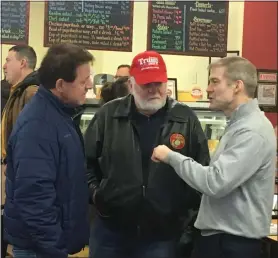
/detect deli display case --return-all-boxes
[195,109,226,155]
[79,100,227,156]
[79,99,100,134]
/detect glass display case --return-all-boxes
[79,100,100,134]
[79,100,227,156]
[194,109,226,155]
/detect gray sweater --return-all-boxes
[167,99,276,238]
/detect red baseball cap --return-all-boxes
[130,51,167,85]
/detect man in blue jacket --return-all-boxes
[3,43,94,258]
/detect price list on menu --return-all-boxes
[150,1,185,52]
[44,1,134,51]
[1,1,30,44]
[147,1,229,56]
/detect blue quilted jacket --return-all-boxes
[3,86,89,258]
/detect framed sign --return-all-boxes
[147,1,229,57]
[167,78,178,100]
[257,70,277,83]
[44,1,134,52]
[257,84,277,106]
[209,50,240,64]
[226,50,240,57]
[256,69,278,112]
[1,1,30,45]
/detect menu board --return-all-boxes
[44,1,133,52]
[1,1,30,44]
[147,1,229,56]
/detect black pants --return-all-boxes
[191,233,261,258]
[1,213,8,258]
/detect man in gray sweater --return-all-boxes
[152,57,276,258]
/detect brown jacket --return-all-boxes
[1,71,39,205]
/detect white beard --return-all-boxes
[133,89,166,113]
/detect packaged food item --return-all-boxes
[208,139,219,155]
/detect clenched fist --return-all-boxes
[151,145,172,163]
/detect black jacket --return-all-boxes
[85,95,210,238]
[1,79,11,116]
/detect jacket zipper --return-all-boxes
[142,185,146,197]
[130,120,146,196]
[141,119,150,198]
[147,125,165,184]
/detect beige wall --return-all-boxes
[1,1,244,98]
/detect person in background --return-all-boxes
[1,77,12,258]
[1,46,39,258]
[1,78,11,116]
[100,76,129,104]
[3,43,94,258]
[152,57,277,258]
[114,64,130,81]
[85,50,210,258]
[1,45,39,168]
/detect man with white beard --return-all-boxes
[85,51,210,258]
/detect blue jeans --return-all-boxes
[12,246,37,258]
[89,216,176,258]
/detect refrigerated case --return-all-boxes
[79,100,227,156]
[194,109,226,155]
[79,99,100,134]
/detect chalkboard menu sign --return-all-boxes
[44,1,133,52]
[1,1,30,44]
[147,1,229,56]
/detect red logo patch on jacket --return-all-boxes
[170,133,186,150]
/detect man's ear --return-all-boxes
[128,77,135,93]
[55,78,64,93]
[234,80,245,94]
[20,58,27,69]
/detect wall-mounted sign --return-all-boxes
[258,72,277,83]
[147,1,229,57]
[44,1,134,52]
[167,78,178,100]
[257,84,277,106]
[256,69,278,113]
[1,1,30,44]
[208,50,240,64]
[191,86,203,99]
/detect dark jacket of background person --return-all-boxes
[1,79,11,116]
[1,71,39,163]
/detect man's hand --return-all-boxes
[151,145,172,164]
